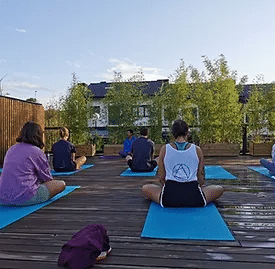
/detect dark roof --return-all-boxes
[239,83,274,104]
[88,79,169,98]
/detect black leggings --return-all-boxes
[127,160,157,172]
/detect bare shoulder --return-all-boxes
[195,145,204,158]
[159,144,167,156]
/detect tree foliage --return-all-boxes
[163,61,196,127]
[148,85,166,143]
[61,73,94,144]
[195,55,242,143]
[164,55,243,144]
[45,95,64,127]
[103,71,146,143]
[245,80,275,141]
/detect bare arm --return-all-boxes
[72,153,76,162]
[196,146,205,186]
[157,145,166,186]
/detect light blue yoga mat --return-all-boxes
[0,165,94,176]
[0,186,80,229]
[141,202,235,241]
[120,167,158,177]
[205,165,237,179]
[248,166,275,179]
[50,164,94,176]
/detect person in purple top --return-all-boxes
[0,121,66,206]
[52,127,87,172]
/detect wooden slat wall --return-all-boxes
[0,96,44,164]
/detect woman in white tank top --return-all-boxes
[142,120,224,207]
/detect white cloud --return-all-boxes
[103,58,168,81]
[0,59,6,64]
[88,51,95,56]
[16,28,27,33]
[66,61,81,68]
[6,81,44,91]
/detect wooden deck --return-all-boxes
[1,155,275,268]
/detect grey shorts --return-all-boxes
[0,184,51,206]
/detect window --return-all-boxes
[139,105,149,117]
[93,106,100,114]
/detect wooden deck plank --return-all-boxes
[1,155,275,268]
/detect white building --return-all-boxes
[88,79,169,137]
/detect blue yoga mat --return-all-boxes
[120,167,158,177]
[205,165,237,179]
[50,164,94,176]
[0,165,94,176]
[248,166,275,179]
[0,186,80,229]
[141,202,234,241]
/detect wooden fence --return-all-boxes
[0,96,45,165]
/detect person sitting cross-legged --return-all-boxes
[52,127,86,172]
[119,129,136,158]
[142,119,224,207]
[126,127,157,172]
[0,121,66,206]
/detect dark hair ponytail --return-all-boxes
[59,127,69,138]
[171,119,189,139]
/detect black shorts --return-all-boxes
[127,160,157,172]
[54,161,76,172]
[160,180,207,208]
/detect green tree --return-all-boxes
[45,95,64,127]
[194,55,242,144]
[163,61,196,127]
[266,83,275,133]
[26,98,37,103]
[148,85,166,143]
[245,86,265,141]
[103,71,145,143]
[61,73,94,144]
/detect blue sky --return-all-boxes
[1,0,275,106]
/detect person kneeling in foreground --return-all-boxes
[0,121,66,206]
[142,119,224,207]
[52,127,86,172]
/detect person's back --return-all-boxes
[126,127,157,172]
[141,119,224,208]
[52,139,76,172]
[131,137,154,171]
[164,143,199,183]
[0,121,65,206]
[0,142,52,204]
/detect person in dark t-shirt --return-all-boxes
[126,127,157,172]
[52,127,87,172]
